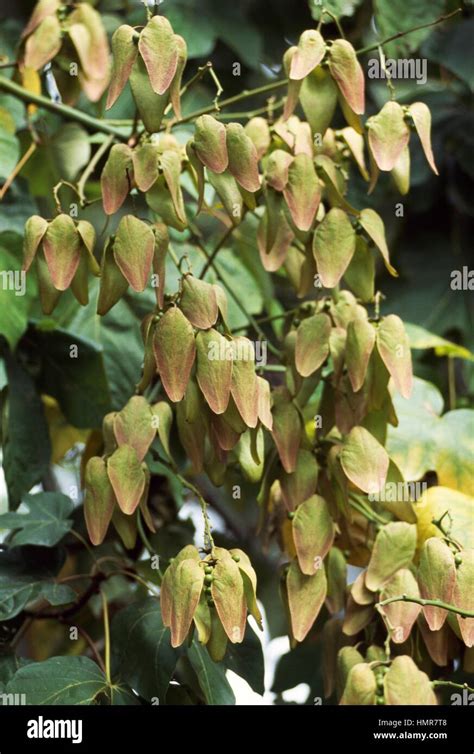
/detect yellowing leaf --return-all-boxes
[340,663,376,705]
[24,15,62,71]
[340,425,389,494]
[409,102,438,175]
[287,558,327,642]
[365,522,417,591]
[312,208,356,287]
[292,494,335,575]
[153,307,196,403]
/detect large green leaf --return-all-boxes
[0,125,19,179]
[2,356,51,508]
[0,233,36,349]
[0,545,75,620]
[7,656,107,704]
[374,0,446,57]
[224,623,264,695]
[111,597,179,702]
[0,492,73,547]
[187,641,235,705]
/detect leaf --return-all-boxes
[376,314,413,399]
[367,101,410,172]
[292,494,334,575]
[312,208,356,287]
[271,400,301,473]
[43,214,81,291]
[226,123,260,192]
[6,656,106,705]
[383,656,437,705]
[230,336,259,428]
[153,307,196,402]
[196,329,232,414]
[0,545,74,620]
[287,559,327,642]
[359,208,397,276]
[113,215,155,292]
[0,236,35,349]
[107,445,147,516]
[180,275,218,330]
[290,30,325,80]
[418,538,456,631]
[211,549,246,643]
[84,456,116,546]
[111,597,178,702]
[138,15,178,95]
[0,492,73,547]
[345,318,376,392]
[453,550,474,647]
[340,663,376,705]
[106,25,138,110]
[194,115,228,173]
[283,153,320,231]
[101,144,133,215]
[366,522,417,591]
[294,313,331,377]
[328,39,364,115]
[3,356,51,508]
[340,425,389,494]
[224,624,264,695]
[404,323,474,361]
[163,558,204,647]
[374,0,445,57]
[187,641,235,705]
[24,15,62,70]
[379,569,421,643]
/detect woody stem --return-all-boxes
[377,594,474,619]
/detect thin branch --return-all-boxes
[77,134,115,206]
[100,590,111,685]
[432,680,474,694]
[199,224,236,279]
[0,75,125,138]
[0,141,36,200]
[356,9,462,56]
[377,594,474,619]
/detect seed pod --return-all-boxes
[70,249,90,305]
[160,150,187,225]
[97,238,128,316]
[271,399,301,473]
[24,15,62,71]
[453,550,474,646]
[244,117,271,160]
[113,215,155,292]
[340,663,376,705]
[211,548,246,643]
[327,39,365,115]
[132,143,160,192]
[256,376,273,430]
[153,307,196,402]
[295,313,331,377]
[106,444,147,515]
[340,425,390,496]
[226,123,260,193]
[21,0,60,40]
[383,656,437,705]
[365,522,417,592]
[287,558,327,642]
[194,115,228,173]
[152,222,168,310]
[113,396,156,462]
[358,208,397,277]
[206,609,229,661]
[280,449,318,512]
[129,56,169,133]
[283,153,320,231]
[196,329,232,414]
[265,150,293,192]
[161,550,204,648]
[180,276,218,330]
[300,66,338,136]
[408,102,438,175]
[289,29,325,80]
[376,314,413,399]
[84,456,116,546]
[418,537,456,631]
[138,15,178,95]
[367,101,410,172]
[169,35,187,119]
[66,3,109,85]
[76,220,99,275]
[229,548,263,629]
[106,25,138,110]
[186,141,205,213]
[146,175,187,232]
[345,317,376,392]
[379,569,421,643]
[101,144,133,215]
[340,127,369,181]
[43,214,82,291]
[36,249,61,314]
[391,145,410,195]
[312,208,356,288]
[282,47,302,120]
[23,214,48,272]
[111,506,137,549]
[176,399,206,473]
[230,337,259,428]
[292,494,334,575]
[207,169,243,226]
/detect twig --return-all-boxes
[199,224,236,278]
[77,134,115,206]
[0,141,36,200]
[100,590,111,685]
[377,594,474,619]
[432,680,474,694]
[356,9,462,56]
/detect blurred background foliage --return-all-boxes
[0,0,473,704]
